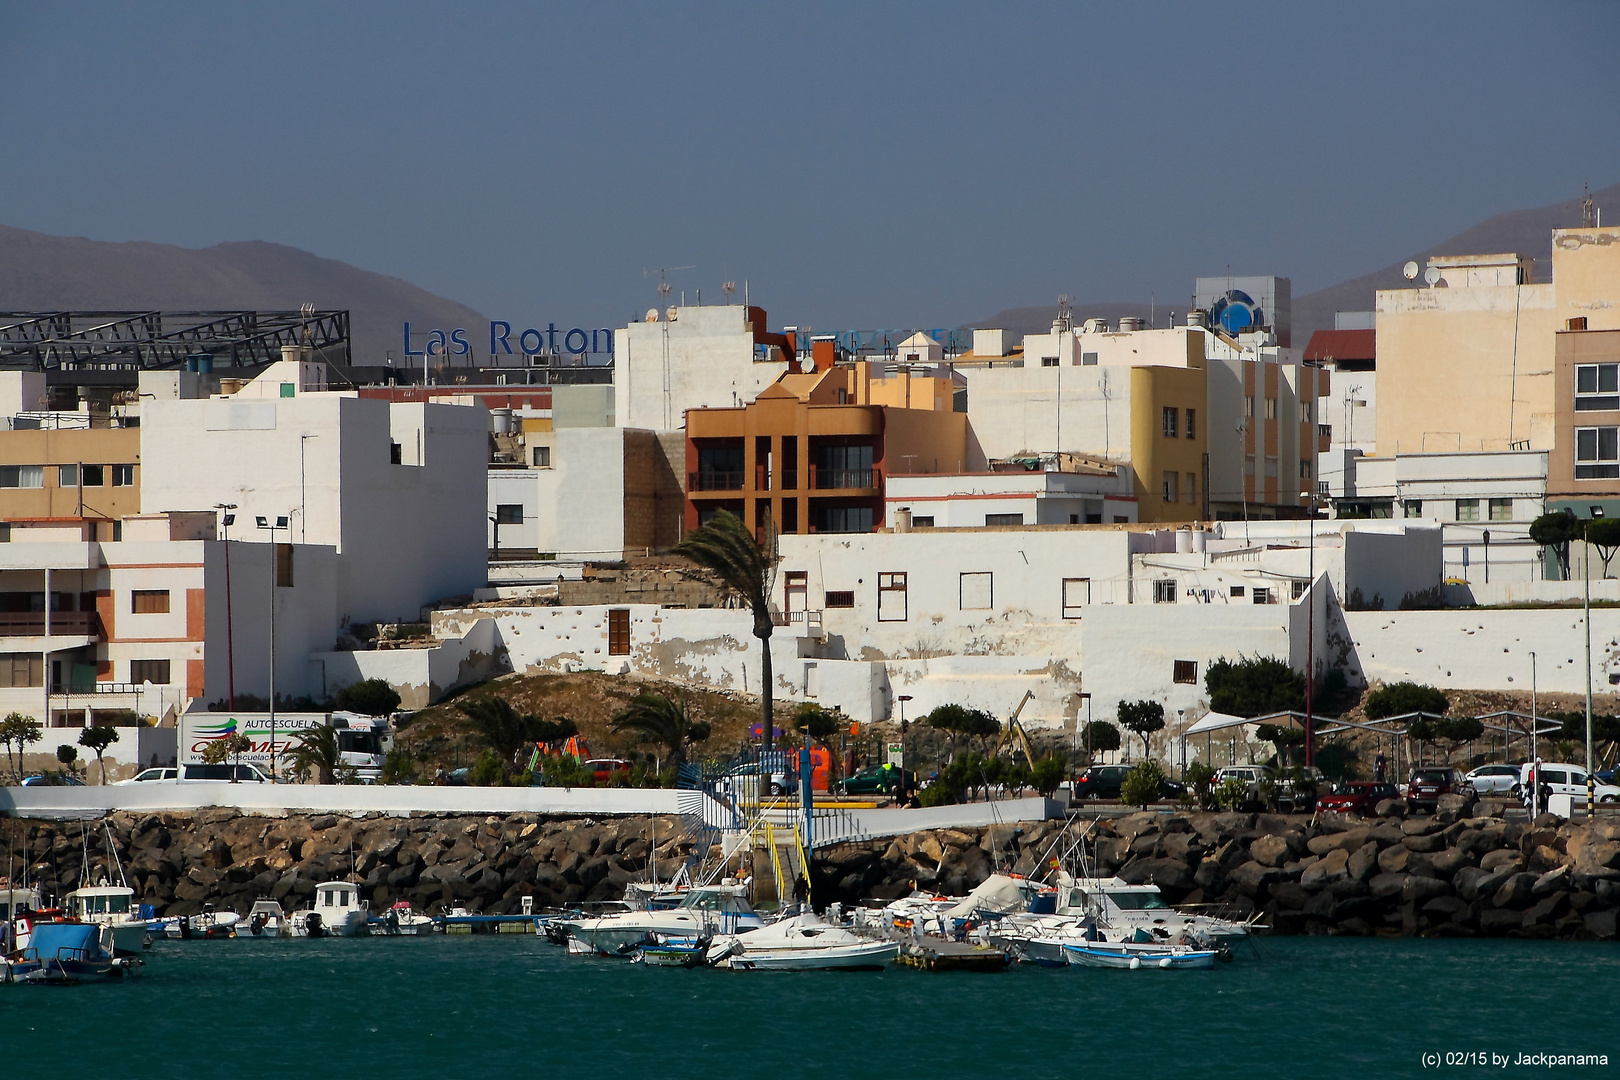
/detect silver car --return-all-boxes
[1465,763,1520,796]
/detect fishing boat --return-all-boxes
[371,900,434,936]
[562,884,762,957]
[240,899,288,938]
[288,881,369,938]
[708,913,898,971]
[634,936,713,967]
[64,884,150,956]
[2,921,139,983]
[1,884,43,954]
[1062,940,1222,970]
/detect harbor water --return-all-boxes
[5,935,1614,1078]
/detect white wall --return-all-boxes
[616,305,788,431]
[311,618,504,709]
[1344,608,1620,694]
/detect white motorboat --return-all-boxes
[708,913,898,971]
[289,881,370,938]
[562,884,762,957]
[1062,941,1221,970]
[1053,874,1252,944]
[371,900,434,936]
[63,885,150,956]
[240,899,288,938]
[158,906,242,939]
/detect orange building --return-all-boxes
[684,360,977,536]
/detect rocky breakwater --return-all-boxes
[4,810,691,917]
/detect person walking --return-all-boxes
[791,874,809,915]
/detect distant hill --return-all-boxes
[975,182,1620,347]
[0,225,487,363]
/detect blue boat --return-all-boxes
[3,922,139,983]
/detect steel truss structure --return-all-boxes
[0,310,350,369]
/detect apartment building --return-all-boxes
[1549,323,1620,519]
[616,304,795,432]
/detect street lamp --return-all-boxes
[897,695,913,797]
[215,504,238,711]
[1178,708,1186,781]
[256,514,289,780]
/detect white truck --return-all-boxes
[179,709,391,781]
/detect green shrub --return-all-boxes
[379,748,417,785]
[1214,776,1249,811]
[1185,760,1218,809]
[1364,681,1448,720]
[335,678,402,717]
[919,783,956,808]
[1204,656,1305,717]
[1119,760,1166,808]
[1031,755,1066,798]
[468,748,504,787]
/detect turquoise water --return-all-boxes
[5,935,1615,1079]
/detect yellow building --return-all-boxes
[1376,228,1620,456]
[0,426,142,539]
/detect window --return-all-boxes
[1252,588,1272,604]
[1303,402,1312,423]
[279,383,296,399]
[607,608,630,655]
[390,442,403,465]
[1265,398,1278,420]
[1292,581,1308,599]
[1244,456,1256,477]
[0,653,43,688]
[275,543,295,587]
[1162,407,1177,438]
[57,465,78,487]
[784,571,807,612]
[824,590,855,609]
[1229,586,1245,598]
[1061,578,1090,618]
[1041,356,1059,367]
[959,572,993,610]
[985,513,1023,526]
[1264,456,1279,478]
[1081,351,1098,366]
[1162,471,1178,503]
[1185,409,1196,439]
[878,572,908,622]
[815,505,873,533]
[1488,498,1513,522]
[1300,459,1312,479]
[1455,498,1480,522]
[1153,579,1177,603]
[130,659,171,685]
[83,465,105,486]
[0,523,8,542]
[131,590,170,614]
[1245,397,1255,419]
[911,515,934,527]
[1173,660,1197,684]
[1405,501,1423,518]
[111,464,133,486]
[0,465,44,489]
[495,504,524,525]
[1576,426,1620,478]
[1576,363,1620,410]
[533,445,551,468]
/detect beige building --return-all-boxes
[1375,228,1620,456]
[0,426,142,539]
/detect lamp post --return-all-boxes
[299,435,319,544]
[256,514,289,780]
[1178,708,1186,781]
[215,504,237,711]
[897,694,913,797]
[1585,508,1601,817]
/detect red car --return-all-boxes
[585,758,632,782]
[1407,767,1468,812]
[1316,781,1401,815]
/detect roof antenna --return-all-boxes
[1582,182,1596,228]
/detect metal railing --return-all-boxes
[689,470,745,492]
[811,466,878,490]
[0,611,96,637]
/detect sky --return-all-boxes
[3,2,1619,332]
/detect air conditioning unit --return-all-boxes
[530,350,552,368]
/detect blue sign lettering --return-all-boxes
[408,320,615,358]
[490,321,512,355]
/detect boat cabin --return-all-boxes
[675,887,754,915]
[65,886,136,921]
[316,882,361,913]
[1057,878,1170,920]
[1,886,42,921]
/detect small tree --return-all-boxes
[1119,760,1166,808]
[288,724,343,784]
[1185,760,1218,809]
[1204,656,1306,717]
[78,724,120,784]
[379,747,418,785]
[794,704,843,781]
[460,697,578,780]
[0,712,42,782]
[1405,717,1437,766]
[610,692,711,770]
[1116,700,1165,761]
[335,678,402,717]
[1081,720,1121,765]
[1586,517,1620,579]
[1256,723,1307,766]
[56,743,79,777]
[1364,681,1449,721]
[1530,511,1580,579]
[1031,754,1066,798]
[925,703,1000,759]
[200,732,253,780]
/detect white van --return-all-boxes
[113,764,272,784]
[1519,762,1620,804]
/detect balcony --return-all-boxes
[0,611,97,638]
[769,609,824,637]
[810,466,879,491]
[689,470,746,492]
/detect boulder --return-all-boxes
[1402,817,1442,836]
[1571,840,1620,878]
[1377,845,1411,875]
[1402,875,1452,905]
[1228,860,1285,898]
[1375,798,1406,818]
[1583,908,1618,938]
[1480,849,1525,873]
[1307,828,1370,857]
[1402,832,1448,854]
[1492,872,1538,909]
[1422,895,1469,921]
[1429,848,1476,877]
[1348,842,1380,882]
[1301,848,1351,890]
[1117,857,1191,890]
[1529,844,1566,872]
[1478,908,1524,935]
[1435,793,1476,820]
[1367,824,1407,848]
[1369,873,1409,901]
[1521,891,1570,929]
[1532,866,1571,899]
[1161,832,1206,862]
[1270,881,1311,910]
[1250,833,1293,868]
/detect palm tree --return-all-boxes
[288,724,342,784]
[674,509,778,753]
[1,713,41,783]
[458,697,576,779]
[610,692,711,769]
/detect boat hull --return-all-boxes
[1063,944,1217,970]
[726,940,899,971]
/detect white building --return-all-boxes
[140,356,489,624]
[615,304,794,432]
[884,464,1138,529]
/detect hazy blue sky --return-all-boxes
[4,2,1617,330]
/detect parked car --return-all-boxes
[1316,780,1402,816]
[1215,765,1274,808]
[114,767,177,785]
[1274,766,1326,813]
[836,764,910,796]
[1519,762,1620,805]
[584,758,633,784]
[723,756,794,796]
[1406,767,1468,811]
[1071,764,1185,802]
[1465,763,1521,796]
[20,773,86,786]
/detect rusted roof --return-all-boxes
[1304,328,1375,363]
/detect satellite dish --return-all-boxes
[645,308,660,323]
[1403,261,1420,280]
[1423,265,1442,286]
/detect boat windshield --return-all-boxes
[677,890,746,913]
[1105,891,1169,910]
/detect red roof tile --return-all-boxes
[1304,328,1375,363]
